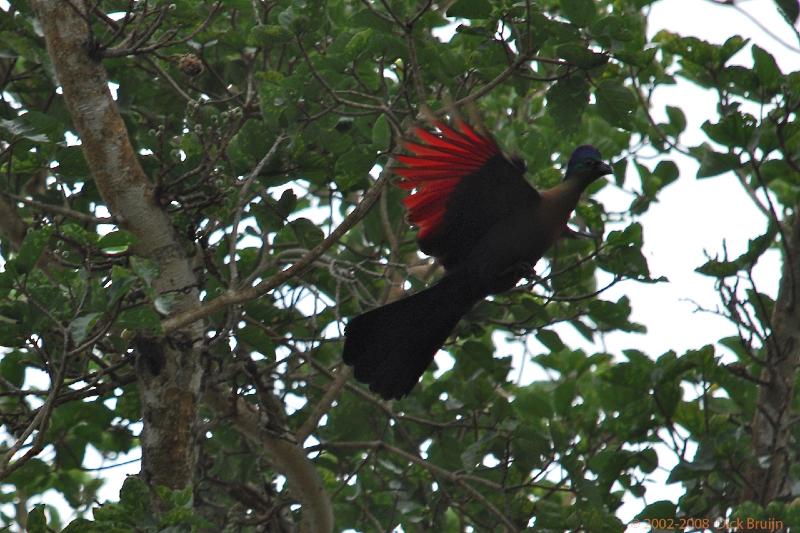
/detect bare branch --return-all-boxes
[229,134,286,286]
[3,192,118,225]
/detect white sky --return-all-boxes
[591,0,798,528]
[603,0,796,363]
[4,0,799,530]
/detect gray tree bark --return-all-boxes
[30,4,334,530]
[32,0,204,500]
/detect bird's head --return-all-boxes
[564,145,613,183]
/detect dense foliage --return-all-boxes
[1,0,798,531]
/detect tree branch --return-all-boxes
[204,386,334,533]
[0,195,28,250]
[162,165,393,334]
[296,365,351,444]
[32,0,205,497]
[316,440,518,532]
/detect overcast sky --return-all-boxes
[608,0,798,527]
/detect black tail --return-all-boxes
[343,272,479,399]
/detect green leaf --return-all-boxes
[5,458,50,493]
[130,256,159,286]
[513,386,554,419]
[560,0,597,26]
[335,146,374,191]
[247,24,293,45]
[17,111,65,144]
[116,306,163,334]
[637,448,658,474]
[591,14,636,45]
[752,44,782,88]
[636,500,676,520]
[595,81,636,129]
[776,0,800,24]
[277,7,298,31]
[555,44,608,69]
[276,218,324,248]
[694,144,740,178]
[665,105,686,132]
[696,224,777,277]
[253,189,296,232]
[345,29,373,58]
[611,158,628,186]
[0,350,26,387]
[69,312,102,345]
[446,0,492,19]
[547,74,590,132]
[237,324,275,356]
[459,439,485,471]
[760,158,794,183]
[638,161,678,197]
[588,297,644,333]
[14,226,53,274]
[747,289,775,328]
[371,114,390,150]
[455,340,495,376]
[597,223,655,279]
[718,35,749,65]
[97,230,136,253]
[537,329,566,352]
[695,258,740,278]
[61,518,95,533]
[0,118,49,143]
[653,160,679,183]
[512,421,550,471]
[553,380,576,415]
[109,266,137,306]
[352,9,395,31]
[59,223,95,246]
[701,112,756,147]
[27,504,47,533]
[666,460,714,483]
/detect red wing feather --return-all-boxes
[394,121,499,239]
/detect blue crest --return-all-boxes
[566,145,602,177]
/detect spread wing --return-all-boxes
[394,120,540,270]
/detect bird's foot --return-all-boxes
[489,261,537,293]
[507,260,536,279]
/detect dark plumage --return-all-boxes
[343,120,612,399]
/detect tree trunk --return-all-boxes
[32,0,204,502]
[740,211,800,512]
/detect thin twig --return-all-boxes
[450,53,531,109]
[295,365,351,443]
[229,134,286,286]
[141,56,194,102]
[3,192,117,224]
[162,164,394,333]
[315,440,519,532]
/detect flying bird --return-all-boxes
[343,120,612,400]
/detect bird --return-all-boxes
[342,119,613,400]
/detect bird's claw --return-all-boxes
[510,261,536,279]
